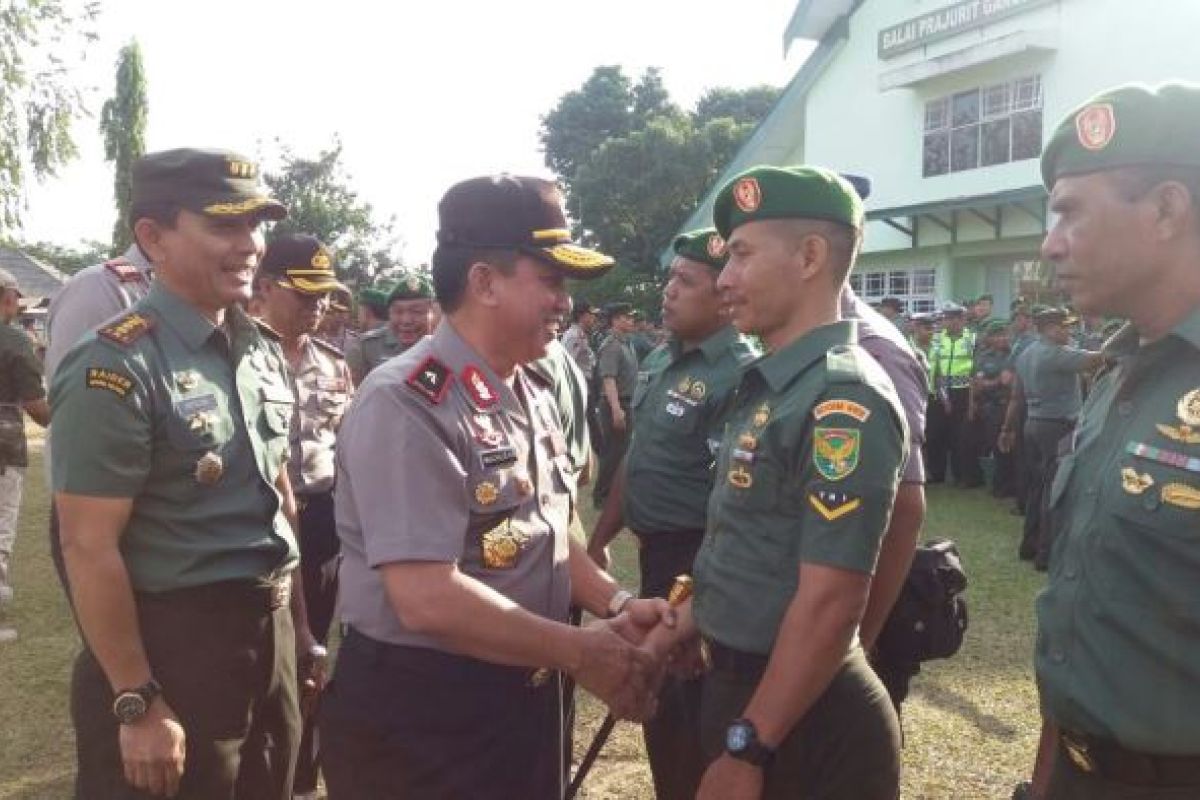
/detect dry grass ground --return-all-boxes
[0,435,1043,799]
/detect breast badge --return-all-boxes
[1120,467,1154,496]
[481,521,529,569]
[194,452,224,485]
[175,371,200,392]
[727,466,753,489]
[752,404,771,428]
[1162,482,1200,510]
[813,427,861,481]
[1158,389,1200,444]
[474,481,499,506]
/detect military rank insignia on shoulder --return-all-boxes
[407,357,452,404]
[104,258,143,283]
[98,312,154,346]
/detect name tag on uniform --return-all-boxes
[480,446,518,469]
[665,401,686,417]
[175,393,218,416]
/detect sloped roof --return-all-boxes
[0,247,68,299]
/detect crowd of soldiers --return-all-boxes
[0,79,1197,800]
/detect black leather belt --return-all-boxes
[138,575,292,612]
[704,638,769,677]
[1060,729,1200,787]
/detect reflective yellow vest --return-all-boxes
[931,330,975,390]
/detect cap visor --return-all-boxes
[535,243,615,279]
[199,196,288,222]
[284,276,347,294]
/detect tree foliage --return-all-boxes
[262,140,401,287]
[540,66,781,314]
[100,40,148,255]
[0,0,99,233]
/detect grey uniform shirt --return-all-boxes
[560,323,596,378]
[597,332,638,401]
[45,245,153,382]
[842,289,929,484]
[1015,337,1093,421]
[335,320,573,650]
[287,336,353,495]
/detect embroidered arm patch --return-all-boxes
[86,367,135,398]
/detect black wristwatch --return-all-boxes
[725,718,775,767]
[112,678,163,725]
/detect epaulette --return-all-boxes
[825,344,870,384]
[97,312,154,347]
[253,318,283,342]
[406,357,452,404]
[104,258,144,283]
[311,336,345,359]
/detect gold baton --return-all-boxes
[667,575,693,606]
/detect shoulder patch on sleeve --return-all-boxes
[104,258,143,283]
[406,357,452,404]
[86,366,135,398]
[311,336,345,359]
[813,398,872,422]
[97,312,154,346]
[808,488,862,521]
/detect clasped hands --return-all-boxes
[573,598,704,721]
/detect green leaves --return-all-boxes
[100,40,148,255]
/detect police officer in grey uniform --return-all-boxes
[319,174,672,800]
[253,234,353,800]
[1001,307,1103,565]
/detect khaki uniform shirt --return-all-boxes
[1036,310,1200,754]
[346,325,412,385]
[50,284,298,592]
[624,327,758,535]
[288,336,353,495]
[693,321,908,655]
[597,332,638,402]
[335,320,573,650]
[1014,337,1091,420]
[0,322,46,468]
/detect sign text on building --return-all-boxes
[878,0,1056,59]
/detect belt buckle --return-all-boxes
[1062,732,1096,774]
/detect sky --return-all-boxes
[19,0,814,264]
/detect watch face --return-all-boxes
[726,723,751,752]
[113,692,147,724]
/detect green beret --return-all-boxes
[387,271,434,303]
[672,228,728,270]
[358,287,391,314]
[982,319,1009,336]
[1041,82,1200,188]
[713,165,864,239]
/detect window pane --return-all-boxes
[983,83,1011,119]
[889,271,910,295]
[925,98,949,131]
[914,269,936,294]
[981,118,1012,166]
[1012,110,1043,160]
[951,125,979,172]
[923,132,950,177]
[1014,76,1042,110]
[912,298,936,314]
[952,89,980,127]
[865,273,886,296]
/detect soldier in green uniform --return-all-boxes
[1029,82,1200,800]
[0,268,50,642]
[592,302,639,508]
[51,149,320,799]
[253,233,353,800]
[971,319,1015,496]
[345,272,434,384]
[588,227,758,800]
[645,165,907,800]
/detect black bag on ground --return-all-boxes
[875,538,969,665]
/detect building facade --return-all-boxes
[668,0,1200,314]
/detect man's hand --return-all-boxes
[998,429,1016,454]
[696,753,764,800]
[119,699,186,797]
[611,406,627,433]
[296,634,328,718]
[571,619,662,720]
[615,597,675,641]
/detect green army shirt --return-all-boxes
[50,283,299,593]
[1036,308,1200,754]
[527,338,591,481]
[693,321,908,655]
[973,346,1011,410]
[624,326,758,534]
[346,325,409,384]
[597,332,639,401]
[0,323,46,468]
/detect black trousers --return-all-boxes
[294,490,340,794]
[925,388,977,485]
[980,403,1016,497]
[1020,418,1073,561]
[700,647,900,800]
[592,397,631,509]
[320,629,563,800]
[71,582,300,799]
[635,528,706,800]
